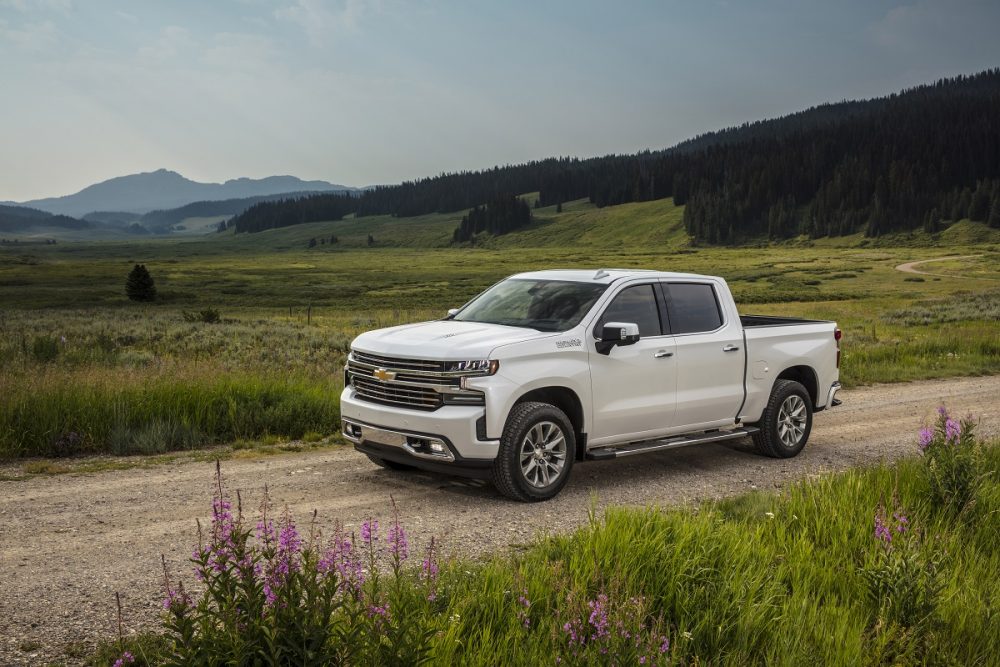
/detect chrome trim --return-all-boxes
[826,381,841,407]
[342,419,455,462]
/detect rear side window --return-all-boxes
[594,284,662,337]
[666,283,723,334]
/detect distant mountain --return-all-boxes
[19,169,356,218]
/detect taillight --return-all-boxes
[834,328,842,368]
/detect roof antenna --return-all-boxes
[593,269,610,280]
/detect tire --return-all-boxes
[366,454,415,471]
[751,379,813,458]
[492,402,576,502]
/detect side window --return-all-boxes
[594,284,662,338]
[666,283,723,334]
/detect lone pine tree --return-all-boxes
[125,264,157,302]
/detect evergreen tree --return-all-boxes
[330,234,339,244]
[988,197,1000,228]
[308,237,317,248]
[367,234,375,246]
[556,202,563,213]
[125,264,157,302]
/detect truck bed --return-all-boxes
[740,314,833,328]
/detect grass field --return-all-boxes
[2,197,998,458]
[95,429,1000,665]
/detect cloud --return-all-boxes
[274,0,378,45]
[869,0,1000,53]
[136,25,194,63]
[0,18,58,51]
[0,0,72,14]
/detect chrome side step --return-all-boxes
[585,427,759,461]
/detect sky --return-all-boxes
[2,0,999,201]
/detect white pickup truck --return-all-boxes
[341,269,841,501]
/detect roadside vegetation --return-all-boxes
[1,197,998,459]
[93,410,998,665]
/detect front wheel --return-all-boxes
[492,402,576,502]
[751,379,813,458]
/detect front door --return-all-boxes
[588,283,677,444]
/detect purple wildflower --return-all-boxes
[918,426,934,451]
[874,509,892,544]
[361,518,379,547]
[112,651,135,667]
[387,520,408,561]
[893,511,909,533]
[263,514,302,605]
[587,594,610,640]
[945,418,961,444]
[518,591,531,628]
[937,405,949,418]
[660,635,670,653]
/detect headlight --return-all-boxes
[445,359,499,375]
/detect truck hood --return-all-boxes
[351,320,555,360]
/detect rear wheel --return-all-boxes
[492,402,576,502]
[366,454,415,471]
[752,379,813,458]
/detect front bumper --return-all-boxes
[340,388,500,473]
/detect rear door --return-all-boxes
[587,283,677,444]
[661,281,745,430]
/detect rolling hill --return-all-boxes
[227,69,1000,244]
[17,169,356,218]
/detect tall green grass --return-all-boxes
[98,439,1000,665]
[0,366,339,458]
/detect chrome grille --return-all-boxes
[346,351,483,411]
[350,375,441,410]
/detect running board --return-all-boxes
[585,427,759,461]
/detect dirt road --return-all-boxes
[2,375,998,664]
[895,254,988,278]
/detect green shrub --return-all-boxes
[181,308,221,324]
[32,335,60,363]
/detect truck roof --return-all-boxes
[511,269,719,284]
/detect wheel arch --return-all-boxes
[513,386,586,460]
[775,365,819,407]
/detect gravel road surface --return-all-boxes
[2,375,998,665]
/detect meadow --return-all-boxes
[96,414,999,665]
[2,197,999,458]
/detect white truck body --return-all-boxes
[341,269,841,500]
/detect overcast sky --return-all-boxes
[2,0,999,201]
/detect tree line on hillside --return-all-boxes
[226,69,1000,243]
[227,193,357,233]
[452,194,532,243]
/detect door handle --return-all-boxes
[654,350,674,358]
[723,345,740,352]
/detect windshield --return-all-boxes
[453,279,608,332]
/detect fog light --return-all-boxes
[429,441,445,454]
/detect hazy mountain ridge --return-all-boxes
[17,169,356,218]
[0,204,90,234]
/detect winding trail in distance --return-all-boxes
[894,254,992,279]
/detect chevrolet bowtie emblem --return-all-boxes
[373,368,396,382]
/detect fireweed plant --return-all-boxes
[152,463,678,666]
[859,492,943,662]
[158,462,438,665]
[918,406,986,517]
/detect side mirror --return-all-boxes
[446,308,460,319]
[595,322,640,355]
